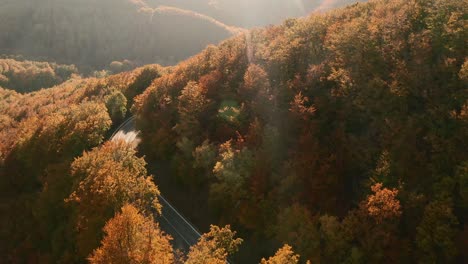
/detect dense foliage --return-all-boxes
[0,61,251,263]
[1,0,466,263]
[0,0,366,73]
[0,58,78,93]
[0,64,166,262]
[134,0,467,262]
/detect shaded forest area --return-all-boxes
[0,0,364,73]
[0,0,233,73]
[0,0,466,263]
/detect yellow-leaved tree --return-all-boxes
[185,225,242,264]
[260,244,300,264]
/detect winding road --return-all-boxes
[111,117,202,252]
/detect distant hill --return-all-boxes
[0,0,365,73]
[145,0,366,28]
[0,0,234,73]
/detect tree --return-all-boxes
[126,66,161,107]
[241,64,270,98]
[174,81,210,139]
[366,183,401,223]
[416,201,459,263]
[193,140,217,172]
[289,92,316,121]
[318,215,350,263]
[210,140,254,215]
[105,89,127,124]
[241,64,276,122]
[260,244,300,264]
[274,204,319,261]
[89,204,174,264]
[185,225,242,264]
[342,183,402,263]
[67,140,161,259]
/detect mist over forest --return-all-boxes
[0,0,362,73]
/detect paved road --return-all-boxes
[110,116,137,138]
[111,117,202,252]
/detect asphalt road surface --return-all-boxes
[111,116,202,252]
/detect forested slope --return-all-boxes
[0,0,233,72]
[134,0,467,262]
[0,0,368,73]
[0,62,254,263]
[0,58,78,93]
[1,0,466,263]
[0,63,168,262]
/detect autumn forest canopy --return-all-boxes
[0,0,467,263]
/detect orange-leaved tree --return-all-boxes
[89,204,174,264]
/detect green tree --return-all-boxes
[318,215,350,263]
[105,89,128,124]
[210,140,254,216]
[416,201,459,263]
[274,204,319,261]
[193,140,217,173]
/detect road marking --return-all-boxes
[110,116,136,139]
[160,214,192,247]
[158,195,202,237]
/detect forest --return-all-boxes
[0,0,233,72]
[0,0,467,263]
[0,57,78,93]
[0,0,362,73]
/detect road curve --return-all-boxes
[111,116,202,252]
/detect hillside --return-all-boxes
[0,0,367,73]
[0,0,234,72]
[0,64,168,262]
[134,0,467,262]
[0,57,78,93]
[0,0,466,263]
[0,61,245,263]
[145,0,367,28]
